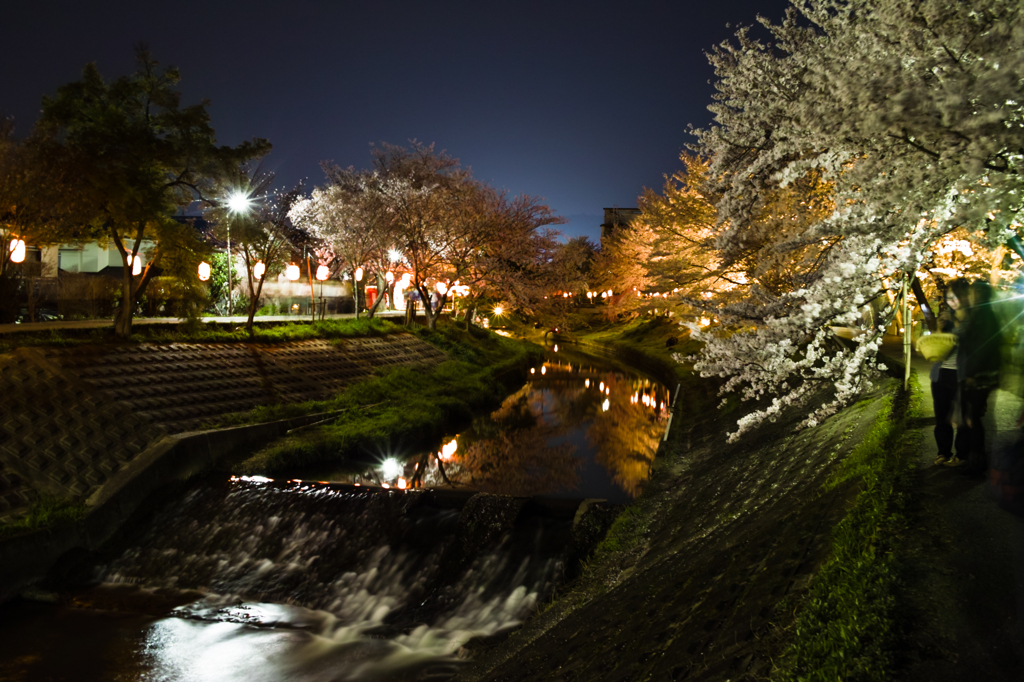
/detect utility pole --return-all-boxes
[902,275,911,390]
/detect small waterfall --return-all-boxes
[101,478,574,679]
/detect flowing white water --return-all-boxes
[101,479,568,680]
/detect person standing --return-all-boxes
[949,279,1003,473]
[931,278,970,465]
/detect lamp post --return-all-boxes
[226,192,253,317]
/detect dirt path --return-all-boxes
[899,358,1024,680]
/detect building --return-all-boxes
[600,207,641,242]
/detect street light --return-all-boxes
[198,261,211,281]
[286,264,300,280]
[224,191,252,317]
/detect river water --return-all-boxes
[306,347,672,503]
[0,348,669,681]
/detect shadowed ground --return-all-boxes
[899,357,1024,681]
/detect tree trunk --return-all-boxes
[114,265,134,338]
[246,274,266,337]
[366,274,386,319]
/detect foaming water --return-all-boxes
[99,478,569,680]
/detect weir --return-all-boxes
[92,476,587,679]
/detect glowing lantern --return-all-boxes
[286,264,300,281]
[126,254,142,276]
[600,292,607,299]
[530,368,535,374]
[385,271,395,283]
[602,398,610,412]
[315,264,329,281]
[254,260,266,280]
[397,478,408,490]
[355,266,364,282]
[436,281,448,295]
[493,305,504,316]
[440,438,457,461]
[401,272,412,284]
[9,239,26,263]
[197,261,211,281]
[541,366,547,375]
[585,379,590,388]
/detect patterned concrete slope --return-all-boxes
[0,333,446,520]
[39,334,446,433]
[0,349,165,520]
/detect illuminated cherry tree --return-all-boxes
[688,0,1024,439]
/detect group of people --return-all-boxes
[929,278,1003,474]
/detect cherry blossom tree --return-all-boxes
[689,0,1024,439]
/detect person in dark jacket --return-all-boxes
[931,278,971,465]
[949,279,1003,472]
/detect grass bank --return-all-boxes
[773,376,918,682]
[0,317,402,353]
[0,496,87,540]
[230,323,545,475]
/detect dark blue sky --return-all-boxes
[2,0,788,242]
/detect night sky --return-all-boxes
[2,0,788,242]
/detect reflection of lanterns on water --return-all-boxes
[197,261,211,281]
[286,263,301,281]
[381,457,402,479]
[254,260,266,280]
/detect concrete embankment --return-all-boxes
[0,333,447,601]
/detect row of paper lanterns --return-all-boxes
[196,259,457,295]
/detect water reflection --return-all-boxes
[314,353,669,502]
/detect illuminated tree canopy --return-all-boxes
[681,0,1024,438]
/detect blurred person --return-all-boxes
[949,279,1003,473]
[930,278,970,466]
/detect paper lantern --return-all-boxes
[9,239,25,263]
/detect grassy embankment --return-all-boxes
[0,318,542,534]
[773,375,918,682]
[0,496,87,540]
[0,317,401,353]
[225,322,545,475]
